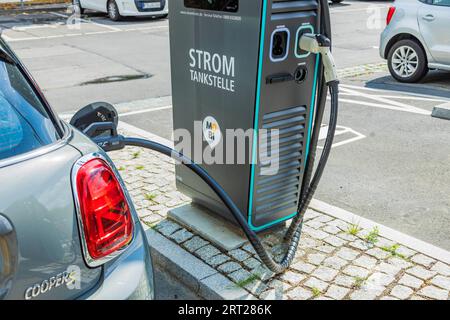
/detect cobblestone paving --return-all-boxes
[337,62,388,79]
[110,139,450,300]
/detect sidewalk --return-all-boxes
[109,127,450,300]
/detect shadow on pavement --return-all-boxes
[366,70,450,99]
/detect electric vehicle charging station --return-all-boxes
[72,0,339,274]
[169,0,333,231]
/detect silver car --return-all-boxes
[380,0,450,83]
[0,37,154,300]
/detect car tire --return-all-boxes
[387,39,428,83]
[107,0,122,21]
[159,14,168,19]
[73,0,84,14]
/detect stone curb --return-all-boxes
[431,102,450,121]
[145,227,256,300]
[310,199,450,265]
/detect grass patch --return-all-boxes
[132,151,141,159]
[311,287,322,298]
[381,244,407,259]
[365,226,379,245]
[144,193,157,201]
[347,223,361,236]
[135,165,144,170]
[142,220,160,230]
[235,274,259,288]
[352,276,367,289]
[118,166,126,171]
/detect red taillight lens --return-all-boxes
[76,158,133,261]
[387,7,396,26]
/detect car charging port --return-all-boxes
[270,28,290,62]
[294,65,308,83]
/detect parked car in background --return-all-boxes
[380,0,450,83]
[0,37,154,300]
[73,0,168,21]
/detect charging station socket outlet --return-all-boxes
[270,28,290,62]
[294,65,308,83]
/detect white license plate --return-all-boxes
[143,2,160,9]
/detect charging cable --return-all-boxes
[111,33,340,274]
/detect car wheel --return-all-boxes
[107,0,122,21]
[159,14,168,19]
[73,0,84,14]
[387,39,428,83]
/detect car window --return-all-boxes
[431,0,450,6]
[0,60,59,161]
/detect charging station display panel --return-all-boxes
[184,0,238,12]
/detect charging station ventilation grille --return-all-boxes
[253,106,306,220]
[271,0,318,16]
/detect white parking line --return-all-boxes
[120,105,172,117]
[340,84,450,101]
[2,13,169,42]
[331,5,389,13]
[12,24,63,31]
[318,125,366,149]
[51,12,122,31]
[334,97,431,115]
[339,91,447,103]
[59,104,172,121]
[3,24,169,41]
[338,86,432,115]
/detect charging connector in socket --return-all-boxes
[270,28,290,62]
[295,24,314,59]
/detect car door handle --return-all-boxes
[422,14,435,22]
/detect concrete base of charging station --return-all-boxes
[168,204,249,252]
[432,102,450,120]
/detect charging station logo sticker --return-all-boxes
[203,116,221,149]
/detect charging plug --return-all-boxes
[299,33,338,84]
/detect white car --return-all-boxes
[380,0,450,83]
[74,0,168,21]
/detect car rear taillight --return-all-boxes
[75,158,133,264]
[386,7,396,26]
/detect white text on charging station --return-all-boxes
[189,49,236,92]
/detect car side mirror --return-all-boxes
[70,102,124,152]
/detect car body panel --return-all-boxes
[380,0,450,71]
[0,125,155,300]
[80,0,168,17]
[83,225,154,300]
[1,36,154,300]
[417,1,450,64]
[0,140,102,300]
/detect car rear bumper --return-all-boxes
[82,223,155,300]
